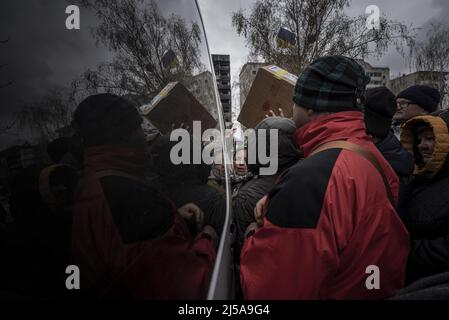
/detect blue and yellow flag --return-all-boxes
[162,49,179,69]
[276,27,296,49]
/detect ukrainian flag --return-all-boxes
[276,27,296,49]
[162,49,179,69]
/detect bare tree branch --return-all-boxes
[232,0,414,74]
[408,22,449,108]
[77,0,203,100]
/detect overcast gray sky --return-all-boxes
[0,0,210,147]
[199,0,448,79]
[198,0,449,121]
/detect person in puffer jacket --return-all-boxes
[364,86,414,219]
[240,56,410,300]
[400,110,449,284]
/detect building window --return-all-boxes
[252,70,257,75]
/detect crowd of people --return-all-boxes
[238,56,449,299]
[1,54,449,300]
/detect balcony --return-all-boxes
[223,112,232,122]
[212,55,230,62]
[220,93,231,100]
[217,83,231,90]
[222,103,231,113]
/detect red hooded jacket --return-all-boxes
[71,146,216,299]
[240,111,409,300]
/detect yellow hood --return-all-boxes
[400,115,449,179]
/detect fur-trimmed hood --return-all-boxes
[400,112,449,180]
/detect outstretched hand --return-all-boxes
[265,108,285,118]
[171,122,192,133]
[178,202,204,231]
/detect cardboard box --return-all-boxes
[140,82,217,134]
[238,65,298,128]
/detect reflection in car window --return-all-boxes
[0,0,228,299]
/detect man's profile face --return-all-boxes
[292,103,311,128]
[394,98,427,124]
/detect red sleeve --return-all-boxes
[117,215,217,299]
[240,149,406,300]
[240,218,339,299]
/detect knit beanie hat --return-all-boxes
[293,55,370,112]
[72,93,142,147]
[397,85,441,113]
[248,117,301,175]
[364,86,397,137]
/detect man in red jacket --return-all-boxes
[71,93,217,299]
[240,56,410,300]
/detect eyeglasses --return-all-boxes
[397,101,414,109]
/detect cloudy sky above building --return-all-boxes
[0,0,448,147]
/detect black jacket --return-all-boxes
[160,180,226,236]
[233,175,277,259]
[150,135,226,236]
[400,112,449,284]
